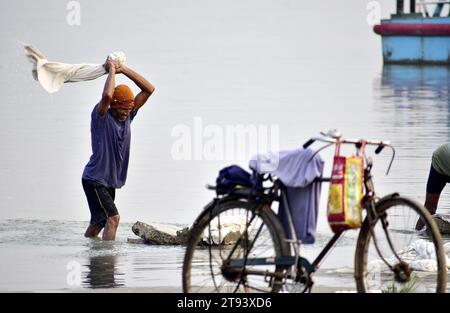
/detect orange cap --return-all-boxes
[113,84,134,102]
[111,85,134,109]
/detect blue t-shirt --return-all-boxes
[82,107,137,188]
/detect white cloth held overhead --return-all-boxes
[24,45,126,93]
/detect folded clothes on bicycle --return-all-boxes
[249,148,324,244]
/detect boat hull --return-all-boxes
[374,18,450,64]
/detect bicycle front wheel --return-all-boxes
[355,195,447,293]
[182,199,290,293]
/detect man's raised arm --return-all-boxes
[96,60,116,116]
[119,65,155,110]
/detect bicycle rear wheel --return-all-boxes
[182,199,290,293]
[355,195,447,293]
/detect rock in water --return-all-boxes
[433,215,450,235]
[222,231,242,245]
[132,221,185,245]
[131,219,248,246]
[176,227,190,244]
[204,215,251,245]
[127,238,146,244]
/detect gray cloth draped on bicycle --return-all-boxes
[249,148,324,244]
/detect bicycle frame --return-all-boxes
[221,134,398,291]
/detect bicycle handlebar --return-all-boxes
[303,138,315,149]
[302,135,396,175]
[303,136,391,148]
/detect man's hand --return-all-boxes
[113,60,122,74]
[103,58,110,71]
[103,59,117,74]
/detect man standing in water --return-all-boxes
[416,143,450,230]
[82,60,155,240]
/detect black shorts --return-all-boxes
[82,178,118,228]
[426,165,450,194]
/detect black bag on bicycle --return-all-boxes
[215,165,261,195]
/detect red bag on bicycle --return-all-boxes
[327,143,364,233]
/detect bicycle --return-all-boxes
[182,131,447,293]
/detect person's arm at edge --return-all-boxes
[119,65,155,111]
[96,61,116,116]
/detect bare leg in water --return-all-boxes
[84,215,120,240]
[102,215,120,241]
[84,224,103,238]
[415,193,439,230]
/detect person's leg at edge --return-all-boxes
[416,165,445,230]
[424,192,439,216]
[103,215,120,240]
[416,193,440,231]
[85,224,103,238]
